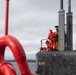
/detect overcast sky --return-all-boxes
[0,0,76,60]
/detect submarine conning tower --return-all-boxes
[36,0,76,75]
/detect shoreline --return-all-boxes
[5,59,36,63]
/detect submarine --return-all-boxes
[0,0,76,75]
[36,0,76,75]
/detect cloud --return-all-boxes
[5,47,38,60]
[0,0,76,60]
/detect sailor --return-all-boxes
[54,26,59,50]
[48,29,53,40]
[41,47,47,52]
[48,29,56,50]
[45,40,52,51]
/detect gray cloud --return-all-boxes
[0,0,76,60]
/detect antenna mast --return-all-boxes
[66,0,73,50]
[68,0,71,12]
[60,0,63,9]
[5,0,9,35]
[58,0,65,50]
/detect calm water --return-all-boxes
[10,62,36,75]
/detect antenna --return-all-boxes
[5,0,9,35]
[66,0,73,50]
[68,0,71,12]
[60,0,63,9]
[58,0,65,50]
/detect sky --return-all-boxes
[0,0,76,60]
